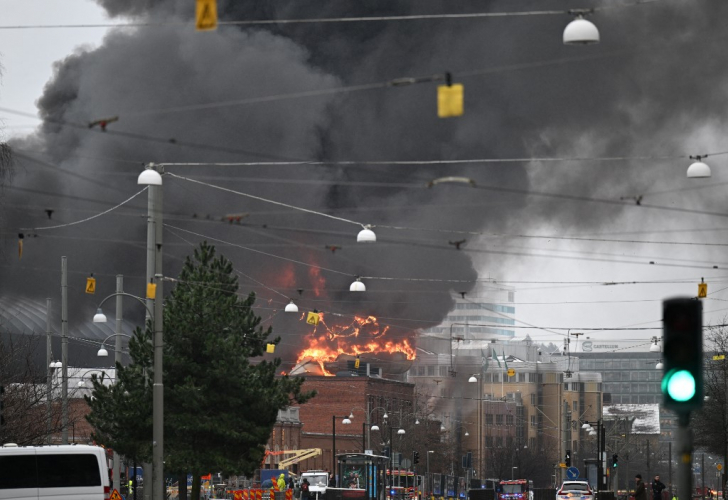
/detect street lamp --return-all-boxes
[349,407,388,449]
[95,333,133,358]
[582,420,606,491]
[563,11,599,45]
[138,163,164,500]
[332,415,351,486]
[426,451,435,497]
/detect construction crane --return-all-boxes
[263,448,322,469]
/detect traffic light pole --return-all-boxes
[676,414,693,500]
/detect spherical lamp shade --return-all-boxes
[284,301,299,313]
[581,423,591,430]
[687,160,711,178]
[465,431,469,436]
[649,343,660,353]
[397,428,405,435]
[371,424,380,431]
[93,308,108,323]
[656,361,664,370]
[357,227,377,243]
[563,17,600,45]
[97,347,109,357]
[77,380,86,387]
[52,360,62,368]
[350,278,366,292]
[342,418,352,425]
[383,413,388,420]
[415,419,420,425]
[138,168,163,186]
[468,375,477,383]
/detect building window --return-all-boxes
[530,394,536,405]
[439,366,448,376]
[486,436,493,448]
[496,436,503,448]
[573,401,577,411]
[486,414,493,425]
[427,365,435,376]
[495,415,503,426]
[530,416,536,427]
[506,414,514,426]
[529,437,536,449]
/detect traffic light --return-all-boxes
[565,450,571,467]
[383,446,390,458]
[413,451,420,465]
[662,298,703,412]
[612,454,618,468]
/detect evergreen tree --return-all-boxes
[86,242,315,500]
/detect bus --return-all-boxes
[387,469,416,500]
[498,479,534,500]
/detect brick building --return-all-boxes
[288,376,417,470]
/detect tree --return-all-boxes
[86,242,316,500]
[691,322,728,495]
[0,332,71,445]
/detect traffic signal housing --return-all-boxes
[565,450,571,467]
[612,454,618,468]
[413,451,420,465]
[662,298,703,412]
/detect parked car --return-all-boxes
[557,481,595,500]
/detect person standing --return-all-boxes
[301,478,310,500]
[634,475,648,500]
[652,475,666,500]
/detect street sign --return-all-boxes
[559,462,567,468]
[507,368,516,377]
[566,467,580,480]
[85,276,96,294]
[718,464,723,471]
[110,490,123,500]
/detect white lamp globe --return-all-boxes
[350,278,366,292]
[93,308,108,323]
[687,160,711,178]
[138,168,163,186]
[649,342,660,353]
[371,424,380,431]
[468,375,477,383]
[397,428,405,435]
[357,227,376,243]
[563,16,600,45]
[342,418,352,425]
[284,301,299,313]
[97,347,109,357]
[656,361,664,370]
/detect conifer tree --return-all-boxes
[86,242,315,500]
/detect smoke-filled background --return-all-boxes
[1,0,727,370]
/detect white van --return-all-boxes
[0,444,110,500]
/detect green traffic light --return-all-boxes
[664,369,696,401]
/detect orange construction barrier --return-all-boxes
[286,490,293,500]
[257,489,263,500]
[242,491,248,500]
[234,492,243,500]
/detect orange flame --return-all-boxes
[295,313,416,376]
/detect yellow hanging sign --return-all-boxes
[196,0,218,31]
[306,311,320,325]
[266,343,276,354]
[355,356,360,369]
[437,84,464,118]
[147,282,157,299]
[85,277,96,294]
[698,282,708,298]
[507,368,515,377]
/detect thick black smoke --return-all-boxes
[3,0,728,369]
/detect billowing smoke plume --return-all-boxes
[3,0,728,372]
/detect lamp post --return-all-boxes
[332,415,352,486]
[582,420,606,491]
[348,406,388,451]
[138,164,164,500]
[512,467,518,480]
[427,450,434,497]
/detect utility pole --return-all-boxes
[46,298,52,444]
[61,256,68,445]
[113,275,123,493]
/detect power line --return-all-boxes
[0,1,660,30]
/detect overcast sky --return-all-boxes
[0,0,726,367]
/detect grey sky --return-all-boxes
[0,0,726,368]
